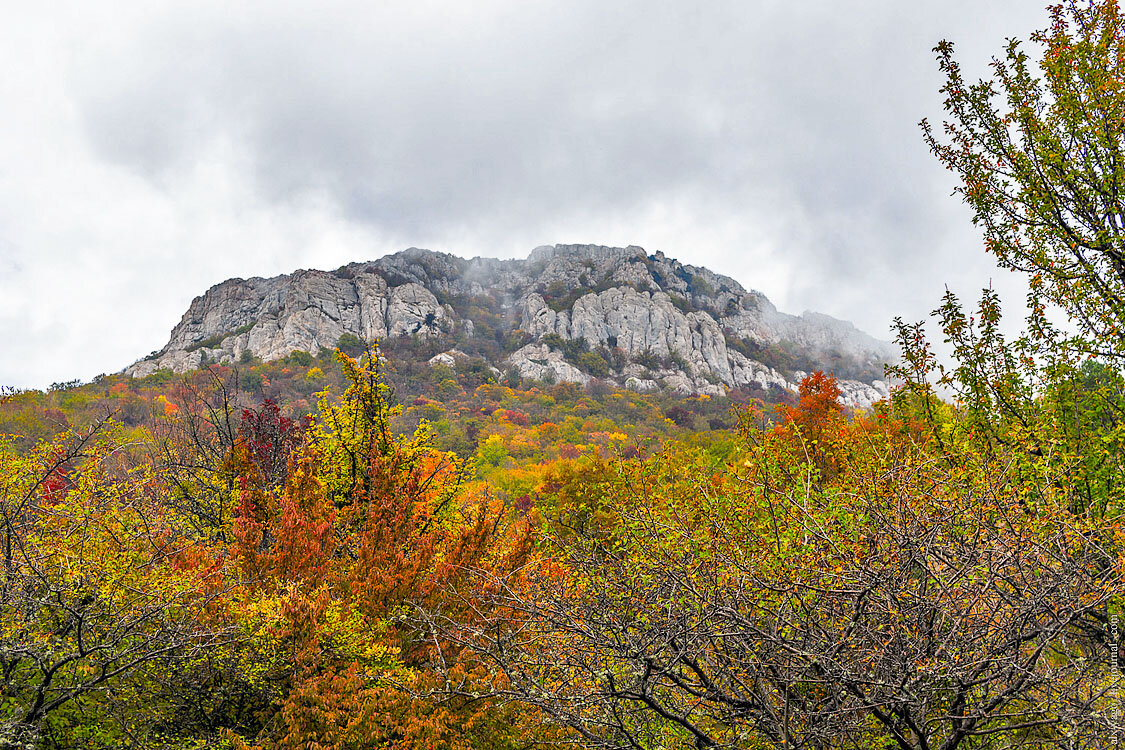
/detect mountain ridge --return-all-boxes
[127,244,895,407]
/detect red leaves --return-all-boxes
[232,451,336,588]
[776,370,844,439]
[235,399,310,490]
[38,444,73,502]
[765,371,856,483]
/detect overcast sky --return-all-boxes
[1,1,1050,389]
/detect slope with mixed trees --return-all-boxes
[6,2,1125,748]
[126,243,893,408]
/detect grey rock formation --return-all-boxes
[127,244,896,407]
[507,344,590,386]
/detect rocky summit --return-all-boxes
[127,244,895,407]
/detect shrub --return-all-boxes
[239,370,265,394]
[689,274,715,297]
[336,333,365,355]
[477,434,509,468]
[577,351,610,378]
[288,350,315,367]
[634,349,663,370]
[665,405,695,428]
[541,333,566,351]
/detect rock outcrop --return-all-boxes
[127,244,895,407]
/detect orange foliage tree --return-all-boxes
[224,350,537,750]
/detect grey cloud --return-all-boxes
[70,2,812,234]
[0,0,1055,387]
[72,2,1046,267]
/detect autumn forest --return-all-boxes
[7,3,1125,749]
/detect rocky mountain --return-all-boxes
[127,244,895,407]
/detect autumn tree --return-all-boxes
[768,370,849,483]
[0,419,232,749]
[225,349,537,750]
[147,367,246,541]
[445,398,1125,749]
[915,0,1125,533]
[923,0,1125,361]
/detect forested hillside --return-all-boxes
[5,2,1125,749]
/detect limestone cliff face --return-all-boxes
[127,244,895,407]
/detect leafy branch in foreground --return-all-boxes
[923,0,1125,361]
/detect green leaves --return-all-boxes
[925,1,1125,362]
[1,421,233,748]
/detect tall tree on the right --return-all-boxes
[923,0,1125,362]
[914,0,1125,524]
